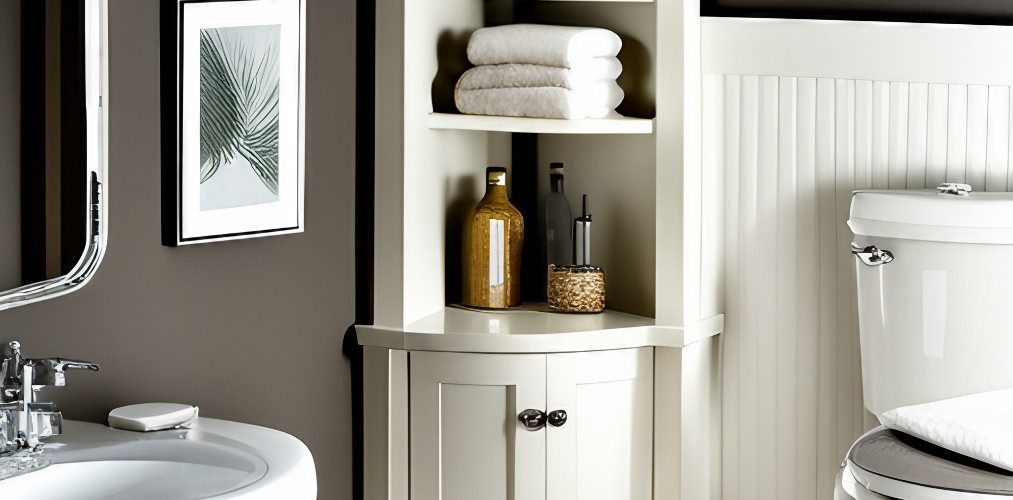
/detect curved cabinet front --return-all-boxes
[409,348,653,500]
[361,337,721,500]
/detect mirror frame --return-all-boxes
[0,0,108,312]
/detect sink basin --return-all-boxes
[0,418,316,499]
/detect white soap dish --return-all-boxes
[108,403,199,432]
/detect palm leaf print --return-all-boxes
[199,26,281,194]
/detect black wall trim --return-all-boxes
[20,0,46,285]
[159,0,179,247]
[61,0,87,276]
[349,0,375,496]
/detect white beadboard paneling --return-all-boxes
[775,76,798,500]
[737,74,760,498]
[947,85,969,183]
[987,86,1010,192]
[815,77,838,498]
[710,74,1013,500]
[721,74,741,500]
[967,85,989,191]
[926,84,949,187]
[793,76,819,500]
[834,79,857,458]
[871,82,890,189]
[756,76,779,499]
[854,81,873,190]
[906,83,928,189]
[887,81,908,188]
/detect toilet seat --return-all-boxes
[843,427,1013,499]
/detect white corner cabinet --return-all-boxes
[358,311,722,500]
[411,348,653,500]
[362,0,719,497]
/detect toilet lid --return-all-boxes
[849,427,1013,497]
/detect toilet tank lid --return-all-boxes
[849,189,1013,244]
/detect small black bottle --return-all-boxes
[545,163,573,268]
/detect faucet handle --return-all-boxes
[2,341,23,397]
[30,358,100,387]
[2,341,21,377]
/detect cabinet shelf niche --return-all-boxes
[428,112,654,135]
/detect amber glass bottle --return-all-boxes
[463,167,524,309]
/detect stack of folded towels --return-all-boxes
[455,24,625,120]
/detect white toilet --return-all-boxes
[836,184,1013,499]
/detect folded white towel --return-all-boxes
[456,60,623,91]
[881,389,1013,471]
[467,24,622,68]
[455,81,625,120]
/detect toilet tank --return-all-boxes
[849,187,1013,419]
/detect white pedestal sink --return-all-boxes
[0,418,316,499]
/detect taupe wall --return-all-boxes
[0,1,357,499]
[0,0,20,291]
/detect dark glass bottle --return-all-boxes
[463,167,524,308]
[545,163,572,268]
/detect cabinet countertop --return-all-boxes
[356,306,723,353]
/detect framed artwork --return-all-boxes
[162,0,305,246]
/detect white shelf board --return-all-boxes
[540,0,653,2]
[428,112,654,135]
[356,306,724,353]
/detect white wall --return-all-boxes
[704,18,1013,499]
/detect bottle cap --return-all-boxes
[486,166,506,185]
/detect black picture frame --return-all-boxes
[161,0,305,247]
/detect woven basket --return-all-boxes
[547,265,605,313]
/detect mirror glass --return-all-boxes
[0,0,106,310]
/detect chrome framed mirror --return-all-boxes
[0,0,108,312]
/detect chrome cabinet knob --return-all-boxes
[547,410,568,427]
[517,409,547,431]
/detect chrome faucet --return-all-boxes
[1,341,99,455]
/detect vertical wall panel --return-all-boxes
[793,76,819,500]
[947,84,969,183]
[775,76,799,500]
[986,86,1010,191]
[720,75,741,500]
[854,82,874,189]
[834,79,857,456]
[966,85,989,191]
[907,83,929,189]
[887,82,909,188]
[712,75,1013,500]
[756,76,780,500]
[871,82,890,189]
[926,84,949,187]
[736,74,760,499]
[814,77,838,498]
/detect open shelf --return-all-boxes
[428,112,654,135]
[356,305,724,353]
[540,0,653,2]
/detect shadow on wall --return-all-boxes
[432,30,473,114]
[614,33,653,119]
[444,174,480,305]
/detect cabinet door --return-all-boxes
[410,351,547,500]
[546,348,654,500]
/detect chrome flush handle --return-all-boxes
[851,243,894,267]
[937,182,972,196]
